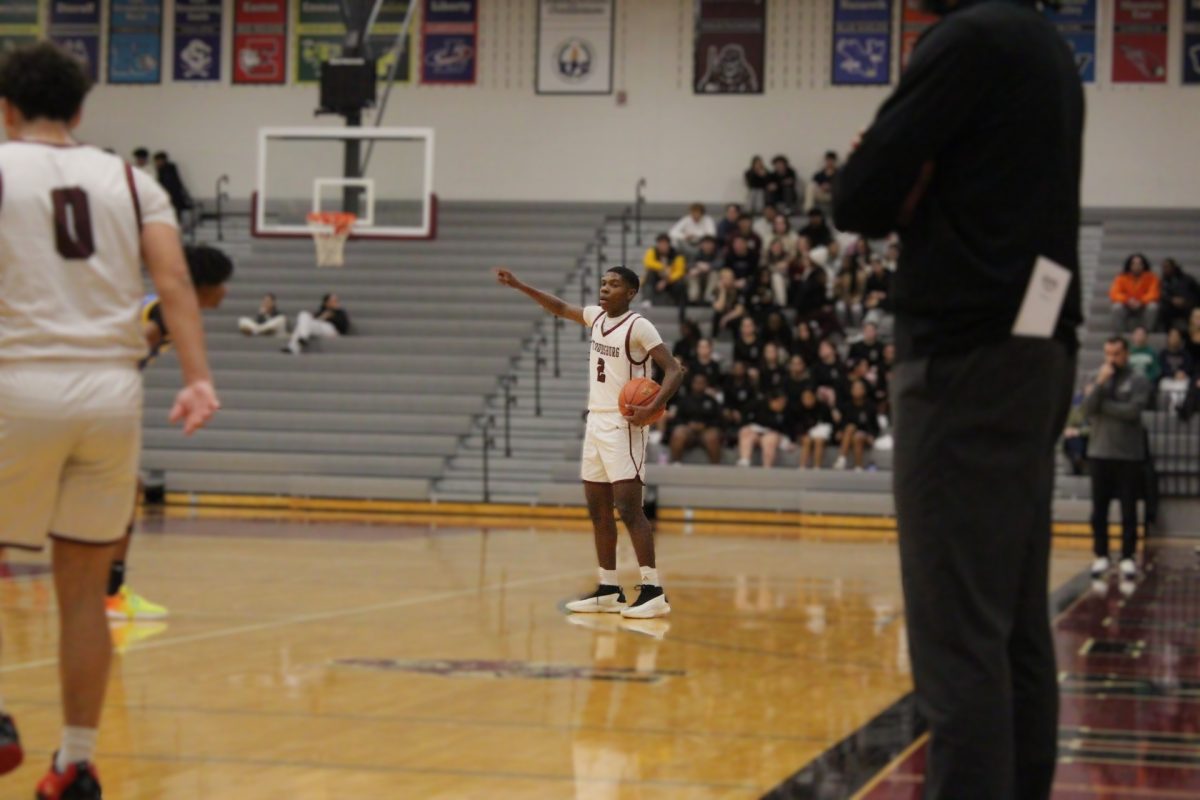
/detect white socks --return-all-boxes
[639,566,660,587]
[599,568,618,586]
[56,727,97,772]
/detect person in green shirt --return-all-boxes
[1129,326,1161,385]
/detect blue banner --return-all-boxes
[109,0,162,84]
[1186,1,1200,84]
[49,1,101,82]
[1046,0,1098,83]
[422,0,477,85]
[832,0,891,86]
[174,0,220,81]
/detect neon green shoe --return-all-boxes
[105,586,168,621]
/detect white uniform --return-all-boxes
[580,306,663,484]
[0,141,176,550]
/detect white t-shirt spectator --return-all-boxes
[669,213,716,251]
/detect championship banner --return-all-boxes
[174,0,221,82]
[109,0,163,84]
[694,0,766,95]
[295,1,412,85]
[832,0,891,86]
[1045,0,1097,83]
[536,0,614,94]
[0,1,39,57]
[233,0,286,85]
[48,0,101,82]
[1185,1,1200,85]
[1112,0,1168,84]
[422,0,477,85]
[899,0,937,71]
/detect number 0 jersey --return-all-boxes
[0,141,176,364]
[582,306,664,414]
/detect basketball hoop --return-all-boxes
[306,212,356,268]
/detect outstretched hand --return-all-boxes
[495,267,521,289]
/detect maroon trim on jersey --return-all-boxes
[49,532,128,547]
[12,138,83,149]
[600,311,636,337]
[626,425,646,484]
[624,315,654,367]
[123,163,143,231]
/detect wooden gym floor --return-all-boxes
[0,509,1159,799]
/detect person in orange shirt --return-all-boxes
[1111,253,1160,333]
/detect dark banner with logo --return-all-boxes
[296,0,411,85]
[831,0,891,86]
[0,1,38,57]
[899,0,936,72]
[536,0,614,95]
[233,0,286,84]
[422,0,477,84]
[1112,0,1168,84]
[694,0,766,94]
[174,0,220,81]
[49,0,101,82]
[1045,0,1097,83]
[1185,1,1200,84]
[109,0,164,84]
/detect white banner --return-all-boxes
[536,0,614,95]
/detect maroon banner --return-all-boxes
[899,0,938,71]
[1112,0,1168,84]
[694,0,766,95]
[233,0,287,85]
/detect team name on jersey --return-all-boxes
[592,341,621,358]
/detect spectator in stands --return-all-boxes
[284,293,350,355]
[766,155,800,213]
[744,156,769,213]
[814,339,848,406]
[759,342,787,391]
[806,150,839,217]
[668,373,725,464]
[153,150,193,221]
[762,310,792,351]
[1084,337,1152,579]
[688,338,722,387]
[1128,327,1161,385]
[239,293,287,337]
[834,250,867,328]
[784,354,814,406]
[833,378,880,471]
[875,343,896,414]
[687,236,721,304]
[1110,253,1160,333]
[764,239,793,306]
[723,235,757,286]
[768,214,801,261]
[863,255,893,325]
[792,318,819,366]
[1160,327,1194,382]
[131,146,152,176]
[722,360,759,433]
[735,214,764,263]
[793,267,840,338]
[672,319,702,364]
[1158,258,1197,332]
[733,317,764,371]
[883,240,901,272]
[716,203,742,247]
[796,387,834,469]
[753,205,780,247]
[710,267,746,338]
[1061,394,1089,477]
[669,203,716,261]
[798,207,834,250]
[737,390,793,468]
[642,234,687,309]
[849,322,885,370]
[1188,308,1200,364]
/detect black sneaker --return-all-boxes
[0,713,22,774]
[36,755,102,799]
[621,584,671,619]
[565,584,626,614]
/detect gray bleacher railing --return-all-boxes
[479,415,497,503]
[552,316,563,378]
[214,174,230,242]
[499,374,517,457]
[533,335,547,417]
[1151,389,1200,498]
[635,178,647,247]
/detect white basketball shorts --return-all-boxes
[0,363,142,550]
[580,411,648,484]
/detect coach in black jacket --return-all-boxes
[834,2,1082,799]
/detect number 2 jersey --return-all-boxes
[0,141,176,364]
[582,306,663,414]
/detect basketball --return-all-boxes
[619,377,664,424]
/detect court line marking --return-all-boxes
[0,541,746,675]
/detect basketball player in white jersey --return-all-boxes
[496,266,684,619]
[0,43,219,799]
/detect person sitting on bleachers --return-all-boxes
[737,390,794,468]
[153,150,193,222]
[722,360,759,436]
[716,203,743,247]
[239,293,287,337]
[783,354,814,405]
[283,293,349,355]
[745,269,782,328]
[1110,253,1160,333]
[759,342,787,391]
[792,264,840,339]
[806,150,839,217]
[813,339,848,407]
[753,204,780,248]
[687,236,721,304]
[709,267,746,338]
[763,238,794,307]
[832,378,880,471]
[791,319,819,366]
[765,155,800,213]
[667,373,725,464]
[1128,327,1161,385]
[1160,327,1194,383]
[834,249,867,328]
[795,387,834,470]
[672,319,702,365]
[668,203,716,261]
[687,338,722,388]
[767,214,800,262]
[762,310,792,351]
[1157,258,1197,333]
[722,235,757,288]
[798,207,834,250]
[874,343,896,414]
[733,317,765,374]
[863,255,893,326]
[744,156,769,213]
[849,322,885,371]
[734,213,764,263]
[642,234,687,309]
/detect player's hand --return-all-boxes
[169,380,221,436]
[495,267,521,289]
[625,403,658,428]
[1096,363,1115,385]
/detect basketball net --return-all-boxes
[306,212,356,268]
